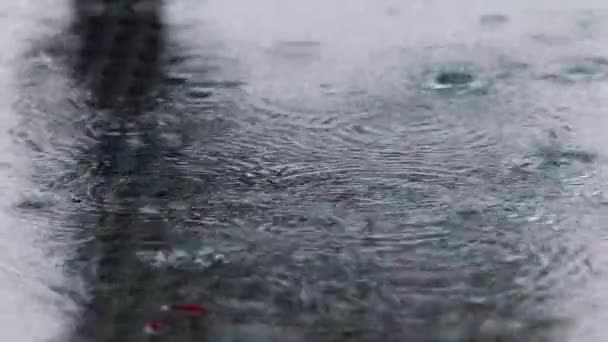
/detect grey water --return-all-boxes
[4,0,608,341]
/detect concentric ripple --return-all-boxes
[540,56,608,83]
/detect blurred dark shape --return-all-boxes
[70,0,165,112]
[66,1,176,342]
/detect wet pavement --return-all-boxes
[5,0,608,341]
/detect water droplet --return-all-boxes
[427,67,486,92]
[435,71,474,87]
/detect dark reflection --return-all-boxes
[70,0,164,112]
[64,1,212,340]
[434,70,475,87]
[74,124,187,341]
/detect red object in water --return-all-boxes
[161,304,206,315]
[143,320,169,335]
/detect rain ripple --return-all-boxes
[540,56,608,83]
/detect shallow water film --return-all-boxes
[4,0,608,341]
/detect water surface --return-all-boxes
[6,0,608,341]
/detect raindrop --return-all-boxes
[434,71,474,87]
[541,57,608,83]
[427,67,483,92]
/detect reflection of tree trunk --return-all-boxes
[71,0,164,112]
[67,1,175,341]
[78,140,167,341]
[64,2,306,341]
[76,131,174,342]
